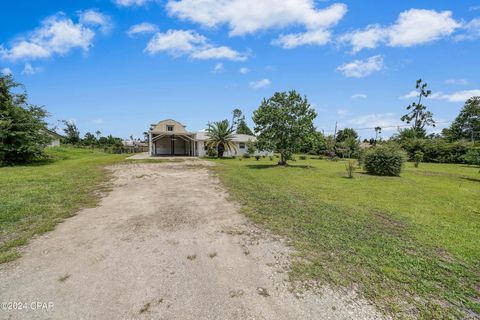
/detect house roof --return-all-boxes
[150,119,190,134]
[43,128,63,139]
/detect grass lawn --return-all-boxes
[212,156,480,319]
[0,147,127,263]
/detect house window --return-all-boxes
[239,142,245,149]
[166,125,174,132]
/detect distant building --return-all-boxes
[44,129,63,147]
[148,119,270,157]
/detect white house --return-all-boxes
[148,119,270,157]
[44,129,63,147]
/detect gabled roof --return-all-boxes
[43,128,63,139]
[150,119,190,134]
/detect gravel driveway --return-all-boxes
[0,160,384,319]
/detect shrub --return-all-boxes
[269,156,273,161]
[242,153,251,158]
[464,149,480,166]
[231,155,236,159]
[207,147,218,157]
[363,145,407,176]
[413,150,424,168]
[246,140,256,155]
[345,160,356,178]
[299,155,307,160]
[255,155,260,160]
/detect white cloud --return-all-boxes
[340,9,460,52]
[351,93,367,99]
[337,55,384,78]
[455,18,480,41]
[273,29,331,49]
[239,67,249,74]
[249,78,271,89]
[0,12,108,61]
[1,67,12,75]
[167,1,347,36]
[431,90,480,103]
[113,0,154,7]
[212,62,223,73]
[190,46,246,61]
[127,22,158,37]
[339,25,386,53]
[347,113,400,131]
[445,79,468,85]
[400,89,480,103]
[21,63,42,75]
[78,9,112,33]
[145,29,247,61]
[400,90,418,100]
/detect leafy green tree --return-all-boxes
[413,150,424,168]
[300,131,326,155]
[61,120,81,144]
[336,128,358,142]
[0,74,50,164]
[236,120,254,135]
[401,79,435,136]
[83,132,97,146]
[246,139,256,155]
[231,108,254,135]
[253,91,317,165]
[205,119,237,158]
[444,97,480,142]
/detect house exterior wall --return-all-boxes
[46,139,61,147]
[155,138,171,155]
[195,140,272,157]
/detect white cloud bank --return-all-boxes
[113,0,155,7]
[145,29,247,61]
[249,78,271,89]
[21,63,42,75]
[0,12,109,61]
[1,67,12,75]
[347,113,401,131]
[78,9,112,33]
[401,89,480,103]
[127,23,159,37]
[340,9,460,53]
[167,0,347,48]
[337,55,384,78]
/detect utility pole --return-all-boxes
[333,121,338,141]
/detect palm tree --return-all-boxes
[205,120,237,158]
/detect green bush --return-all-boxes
[413,150,424,168]
[255,155,260,160]
[345,160,356,178]
[363,145,407,176]
[207,147,218,157]
[242,153,251,158]
[399,138,479,164]
[299,155,307,160]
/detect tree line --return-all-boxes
[206,79,479,166]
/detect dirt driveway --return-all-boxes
[0,160,384,319]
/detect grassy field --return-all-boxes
[0,147,126,263]
[212,156,480,319]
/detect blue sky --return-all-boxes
[1,0,480,139]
